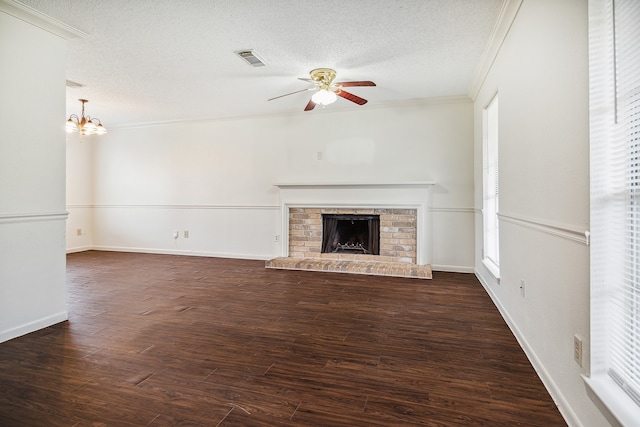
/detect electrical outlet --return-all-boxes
[274,234,280,242]
[76,228,82,236]
[173,231,179,239]
[184,230,189,238]
[574,334,583,367]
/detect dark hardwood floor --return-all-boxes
[0,251,566,426]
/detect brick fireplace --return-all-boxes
[289,207,417,263]
[266,182,435,279]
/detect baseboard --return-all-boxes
[474,268,582,427]
[0,311,68,344]
[66,245,92,254]
[74,247,474,271]
[431,264,475,273]
[89,245,274,261]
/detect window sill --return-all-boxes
[482,258,500,284]
[583,374,640,427]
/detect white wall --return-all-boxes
[81,100,474,271]
[474,0,604,425]
[0,9,69,342]
[66,133,94,252]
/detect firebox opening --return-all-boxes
[321,214,380,255]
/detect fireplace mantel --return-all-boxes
[275,181,435,266]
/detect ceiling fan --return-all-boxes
[268,68,376,111]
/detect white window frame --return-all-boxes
[482,94,500,280]
[586,0,640,425]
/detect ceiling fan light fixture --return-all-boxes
[268,68,375,111]
[312,89,337,106]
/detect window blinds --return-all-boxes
[610,0,640,404]
[591,0,640,408]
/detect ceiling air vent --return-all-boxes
[235,50,266,67]
[66,79,85,88]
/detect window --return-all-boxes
[588,0,640,424]
[483,94,499,279]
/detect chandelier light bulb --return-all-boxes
[83,120,97,134]
[66,119,78,133]
[95,124,107,135]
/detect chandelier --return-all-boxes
[65,99,107,136]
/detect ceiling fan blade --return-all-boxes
[335,81,376,87]
[298,77,317,84]
[336,89,368,105]
[304,99,316,111]
[268,88,314,101]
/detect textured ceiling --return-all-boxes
[17,0,504,126]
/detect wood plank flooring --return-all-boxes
[0,251,566,426]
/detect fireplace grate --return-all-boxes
[321,214,380,255]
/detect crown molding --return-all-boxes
[0,0,86,39]
[111,95,472,130]
[467,0,523,101]
[273,182,436,190]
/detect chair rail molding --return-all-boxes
[0,211,69,224]
[498,211,589,245]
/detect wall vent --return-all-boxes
[235,50,266,67]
